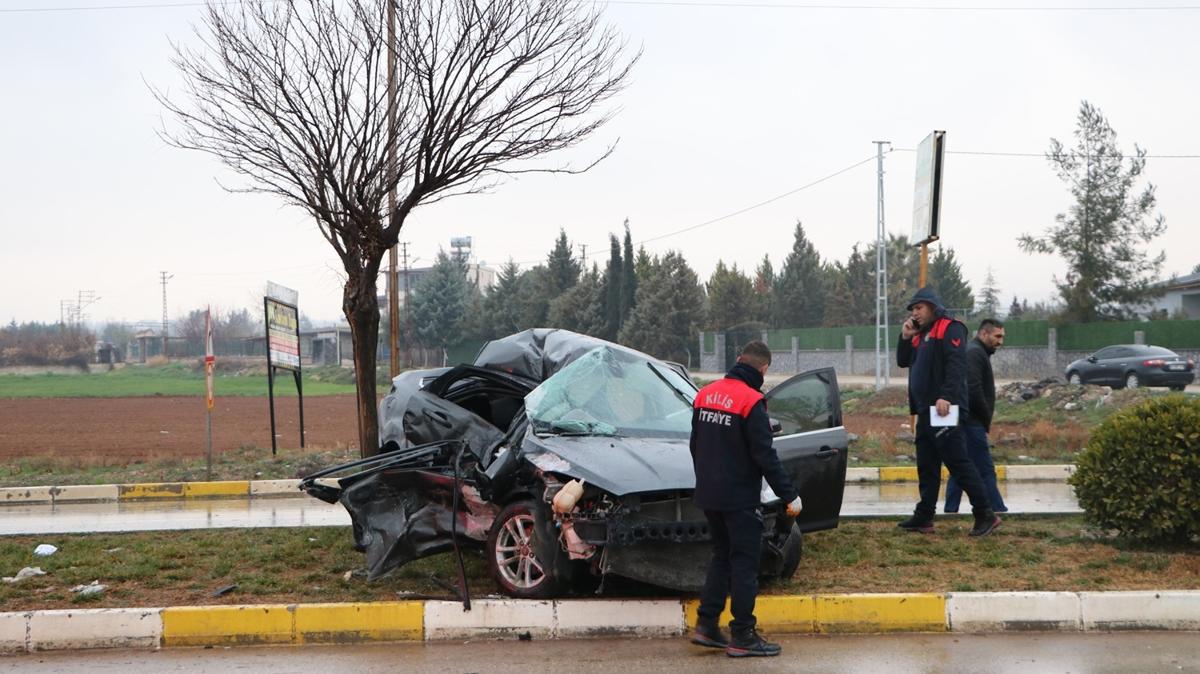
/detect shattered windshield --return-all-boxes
[525,346,696,439]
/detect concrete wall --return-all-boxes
[699,330,1200,380]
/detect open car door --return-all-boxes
[764,367,848,533]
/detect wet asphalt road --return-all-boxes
[0,482,1080,535]
[5,633,1199,673]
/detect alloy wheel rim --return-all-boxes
[1126,374,1138,389]
[494,512,546,589]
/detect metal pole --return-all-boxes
[919,243,929,287]
[386,0,400,378]
[873,141,890,390]
[205,409,213,481]
[265,297,278,456]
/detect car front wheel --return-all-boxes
[1125,372,1140,390]
[486,500,563,599]
[1068,371,1082,385]
[779,523,803,580]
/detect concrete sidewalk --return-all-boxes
[2,592,1198,654]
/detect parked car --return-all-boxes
[1065,344,1195,391]
[301,329,848,598]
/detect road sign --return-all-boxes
[911,130,946,246]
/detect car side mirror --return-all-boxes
[769,418,783,435]
[1087,356,1097,363]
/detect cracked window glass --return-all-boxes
[525,346,694,439]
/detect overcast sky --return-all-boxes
[3,1,1198,327]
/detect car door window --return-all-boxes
[766,370,840,435]
[1093,347,1118,360]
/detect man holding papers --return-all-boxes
[895,287,1001,538]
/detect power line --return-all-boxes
[505,153,877,267]
[8,1,1200,13]
[637,153,878,245]
[891,148,1200,159]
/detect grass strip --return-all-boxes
[1,517,1196,612]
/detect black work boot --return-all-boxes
[690,619,728,649]
[897,513,934,534]
[969,510,1002,537]
[726,627,781,658]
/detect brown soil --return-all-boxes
[844,413,1028,440]
[0,395,361,461]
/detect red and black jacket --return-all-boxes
[897,312,970,417]
[689,363,798,511]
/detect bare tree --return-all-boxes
[157,0,636,456]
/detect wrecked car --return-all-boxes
[301,329,848,598]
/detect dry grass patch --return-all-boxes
[1,517,1197,611]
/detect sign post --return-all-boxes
[264,284,305,455]
[910,130,947,432]
[204,306,215,481]
[911,129,947,287]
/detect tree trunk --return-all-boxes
[345,262,382,458]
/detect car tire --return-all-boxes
[1170,385,1186,392]
[778,523,804,580]
[1125,372,1140,390]
[1068,371,1082,386]
[486,499,564,599]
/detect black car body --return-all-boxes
[1065,344,1195,391]
[301,329,848,598]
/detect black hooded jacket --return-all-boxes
[690,362,799,511]
[896,288,970,417]
[963,336,996,431]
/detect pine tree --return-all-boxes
[619,252,705,363]
[634,246,653,283]
[411,251,470,356]
[548,264,608,336]
[976,266,1001,319]
[545,229,582,296]
[927,245,974,316]
[477,259,525,339]
[753,254,775,325]
[1008,296,1024,319]
[603,234,622,340]
[774,221,826,327]
[706,261,757,330]
[514,266,550,328]
[619,220,637,328]
[1019,100,1166,322]
[822,245,876,326]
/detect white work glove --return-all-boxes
[786,496,803,517]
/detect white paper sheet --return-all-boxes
[929,405,959,427]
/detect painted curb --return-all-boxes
[4,591,1196,653]
[0,468,1074,506]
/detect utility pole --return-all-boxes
[159,271,173,359]
[386,0,400,378]
[873,141,891,391]
[76,290,97,329]
[399,242,411,368]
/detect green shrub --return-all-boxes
[1069,395,1200,543]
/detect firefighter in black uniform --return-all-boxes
[689,341,803,658]
[896,287,1001,537]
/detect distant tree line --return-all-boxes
[404,220,997,364]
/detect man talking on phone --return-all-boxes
[896,287,1001,537]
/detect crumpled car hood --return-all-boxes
[522,433,695,496]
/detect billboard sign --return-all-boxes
[911,130,946,246]
[265,297,301,370]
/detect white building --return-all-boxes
[1150,272,1200,319]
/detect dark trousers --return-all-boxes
[944,424,1007,513]
[914,417,991,521]
[698,508,763,633]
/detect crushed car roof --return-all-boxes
[472,328,649,382]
